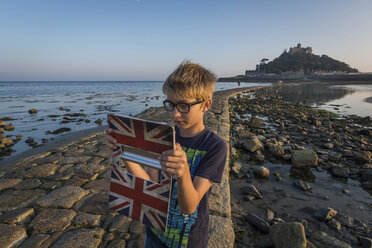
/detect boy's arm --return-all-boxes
[178,174,212,214]
[160,143,212,214]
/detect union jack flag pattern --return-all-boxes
[107,114,175,169]
[109,148,172,232]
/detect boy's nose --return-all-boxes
[171,107,181,117]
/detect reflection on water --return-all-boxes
[289,167,316,183]
[277,84,372,117]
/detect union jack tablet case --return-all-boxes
[107,114,175,169]
[107,114,174,232]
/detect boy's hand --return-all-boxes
[105,128,118,150]
[159,143,189,179]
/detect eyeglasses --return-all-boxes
[163,99,203,113]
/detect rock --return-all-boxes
[51,127,71,134]
[242,184,262,199]
[242,137,263,153]
[309,231,351,248]
[51,228,105,248]
[261,209,275,223]
[14,178,42,189]
[250,117,264,128]
[336,214,353,228]
[0,128,3,134]
[127,238,145,248]
[291,149,318,168]
[354,151,371,162]
[359,236,372,248]
[255,154,265,163]
[332,133,342,140]
[95,118,103,125]
[253,166,269,178]
[84,179,110,191]
[313,208,337,221]
[208,215,235,248]
[109,215,132,233]
[59,156,92,165]
[73,163,107,180]
[293,180,311,191]
[36,185,89,208]
[0,189,45,211]
[107,240,126,248]
[19,234,50,248]
[231,162,242,175]
[0,121,6,127]
[28,109,38,114]
[21,163,58,178]
[73,213,101,228]
[268,144,285,158]
[4,124,15,131]
[29,208,76,234]
[0,179,22,191]
[0,208,34,224]
[274,172,282,181]
[269,222,306,248]
[0,223,27,248]
[40,181,61,190]
[245,212,270,233]
[1,138,13,146]
[331,165,349,178]
[323,142,334,149]
[327,219,342,231]
[79,192,109,214]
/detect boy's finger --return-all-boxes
[159,155,179,163]
[161,149,176,156]
[105,134,117,142]
[175,143,182,150]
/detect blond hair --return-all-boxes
[162,61,217,101]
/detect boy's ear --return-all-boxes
[202,99,212,112]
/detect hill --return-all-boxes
[260,49,358,74]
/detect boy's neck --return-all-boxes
[178,123,205,138]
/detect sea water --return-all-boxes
[0,81,269,158]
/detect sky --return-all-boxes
[1,0,371,81]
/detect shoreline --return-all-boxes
[0,126,106,168]
[1,81,370,168]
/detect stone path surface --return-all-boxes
[0,86,259,248]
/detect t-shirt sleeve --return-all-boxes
[195,138,227,183]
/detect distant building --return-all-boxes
[289,43,312,54]
[245,69,261,78]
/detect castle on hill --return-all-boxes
[288,43,312,55]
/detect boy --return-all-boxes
[106,61,227,248]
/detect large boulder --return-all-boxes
[269,222,306,248]
[291,150,318,168]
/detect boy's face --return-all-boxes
[165,94,208,132]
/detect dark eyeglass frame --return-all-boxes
[163,99,203,113]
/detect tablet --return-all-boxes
[107,114,175,169]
